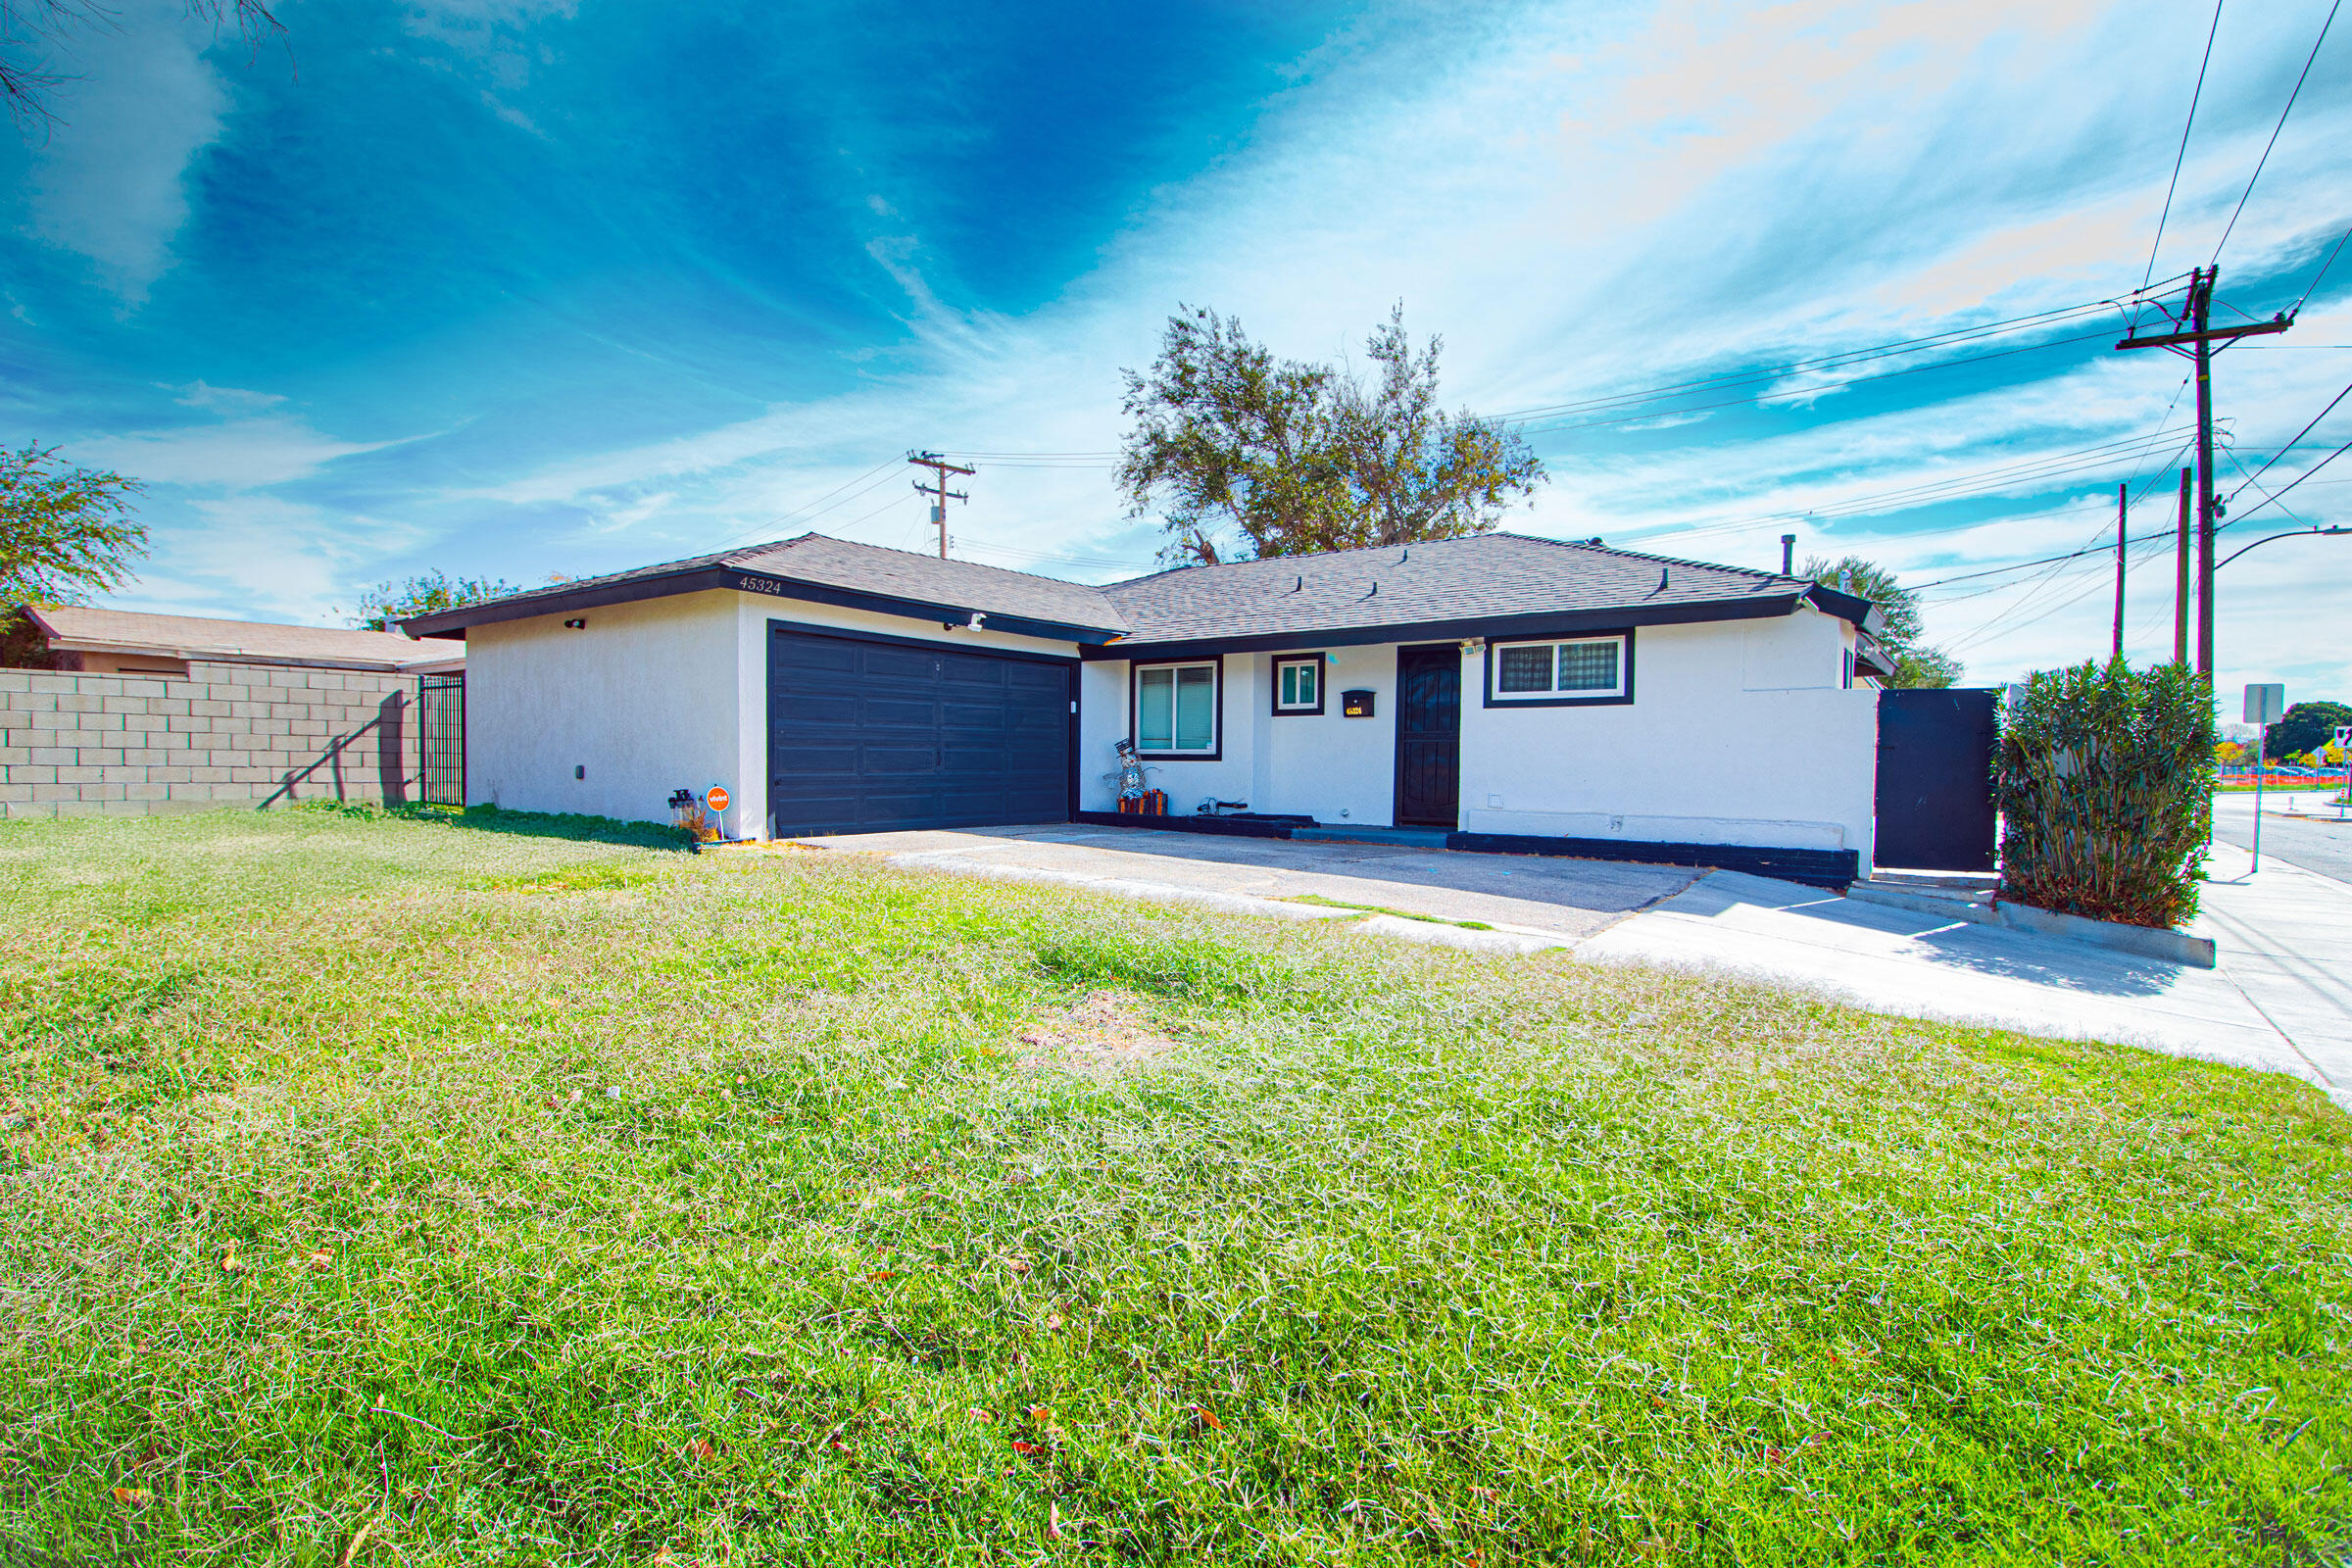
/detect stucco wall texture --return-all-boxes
[0,662,419,819]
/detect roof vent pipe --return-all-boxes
[1657,567,1670,591]
[1294,575,1302,592]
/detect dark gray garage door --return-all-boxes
[767,626,1073,836]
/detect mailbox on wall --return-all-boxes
[1341,689,1376,717]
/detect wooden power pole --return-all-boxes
[2115,267,2292,682]
[906,451,973,560]
[2112,483,2126,660]
[2172,466,2191,666]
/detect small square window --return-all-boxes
[1273,655,1324,714]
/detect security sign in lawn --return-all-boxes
[706,785,730,814]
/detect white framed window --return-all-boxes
[1272,654,1324,714]
[1135,661,1219,756]
[1486,634,1630,705]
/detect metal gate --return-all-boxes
[418,673,465,807]
[1873,687,1997,871]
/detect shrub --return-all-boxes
[1994,659,2215,928]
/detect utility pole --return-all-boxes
[2173,466,2190,666]
[906,451,973,560]
[2115,266,2292,683]
[2112,482,2126,660]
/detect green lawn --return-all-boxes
[2,808,2347,1566]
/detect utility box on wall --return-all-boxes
[1341,689,1376,717]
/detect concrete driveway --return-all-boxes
[777,822,1700,945]
[772,820,2349,1107]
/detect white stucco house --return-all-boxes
[403,531,1890,886]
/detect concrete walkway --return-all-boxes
[771,821,2350,1107]
[1581,867,2340,1102]
[774,823,1699,951]
[2192,841,2352,1096]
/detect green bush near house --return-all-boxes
[1994,659,2217,929]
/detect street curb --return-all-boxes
[1988,899,2218,968]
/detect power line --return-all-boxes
[717,458,903,546]
[2220,428,2352,526]
[1517,328,2126,438]
[1621,422,2202,551]
[2211,0,2341,265]
[2144,0,2228,312]
[2292,221,2352,313]
[934,286,2195,463]
[2225,377,2352,501]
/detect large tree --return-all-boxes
[1802,555,1962,689]
[1,443,144,668]
[2263,700,2351,762]
[349,572,523,633]
[1117,305,1544,565]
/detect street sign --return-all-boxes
[706,784,730,814]
[2335,725,2351,748]
[2243,684,2284,725]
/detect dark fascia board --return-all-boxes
[1804,583,1882,634]
[401,565,1123,646]
[1083,593,1809,662]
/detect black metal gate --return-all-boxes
[418,673,465,807]
[1874,687,1997,871]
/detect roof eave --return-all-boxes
[401,564,1126,646]
[1085,593,1810,661]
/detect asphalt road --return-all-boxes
[2212,799,2352,885]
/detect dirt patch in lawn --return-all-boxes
[1016,990,1184,1079]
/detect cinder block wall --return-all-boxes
[0,662,419,820]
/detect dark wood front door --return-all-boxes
[1395,645,1461,828]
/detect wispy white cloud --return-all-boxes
[69,417,403,489]
[23,0,229,302]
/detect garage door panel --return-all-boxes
[768,627,1071,837]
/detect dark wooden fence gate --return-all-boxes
[418,673,465,807]
[1874,687,1997,871]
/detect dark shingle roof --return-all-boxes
[403,528,1862,647]
[1100,532,1810,647]
[401,533,1129,637]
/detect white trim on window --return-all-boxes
[1273,654,1322,713]
[1487,634,1627,703]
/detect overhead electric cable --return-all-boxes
[2211,0,2341,265]
[2142,0,2227,306]
[2218,428,2352,525]
[2226,377,2352,500]
[2292,222,2352,313]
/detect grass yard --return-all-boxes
[2,807,2348,1567]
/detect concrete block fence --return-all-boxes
[0,662,419,820]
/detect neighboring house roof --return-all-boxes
[399,533,1132,642]
[398,529,1881,654]
[25,605,464,673]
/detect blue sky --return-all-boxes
[4,0,2349,701]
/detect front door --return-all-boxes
[1395,645,1461,828]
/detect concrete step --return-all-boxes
[1845,879,1998,924]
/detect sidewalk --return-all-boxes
[1576,870,2339,1102]
[2191,843,2352,1095]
